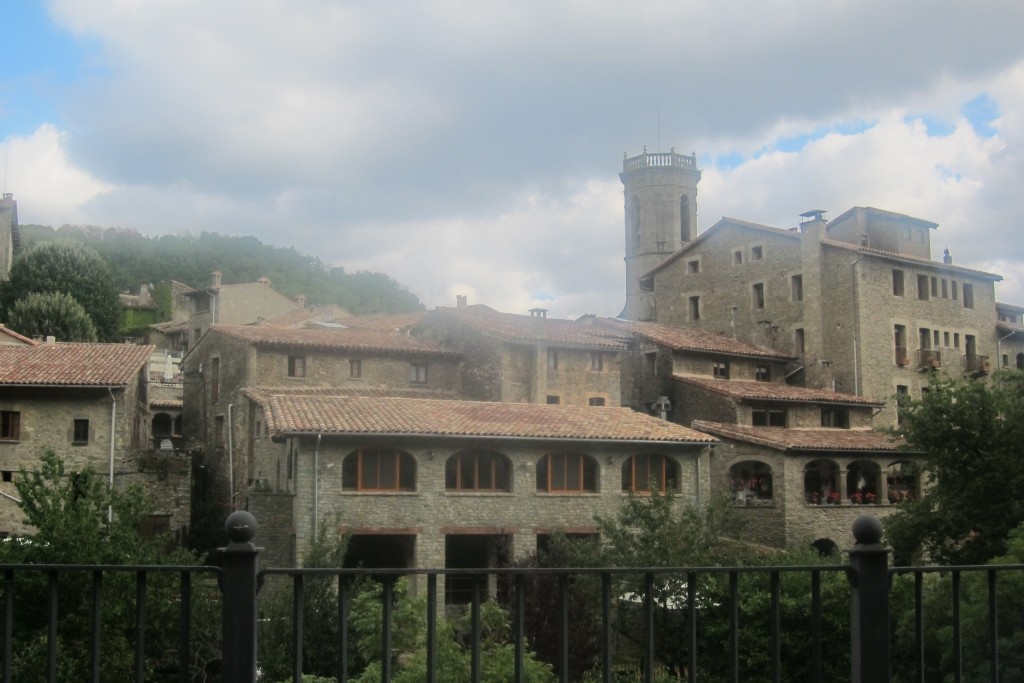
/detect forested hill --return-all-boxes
[16,224,424,314]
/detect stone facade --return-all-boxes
[185,273,302,347]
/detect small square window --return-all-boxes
[1,471,11,483]
[349,359,362,378]
[755,365,770,382]
[713,360,730,379]
[590,353,604,371]
[73,419,89,444]
[751,245,763,261]
[411,363,428,385]
[288,356,306,378]
[687,259,700,274]
[547,349,559,370]
[733,250,743,265]
[0,411,20,441]
[588,397,606,407]
[546,395,560,405]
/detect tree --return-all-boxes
[7,291,98,342]
[885,371,1024,565]
[0,241,122,341]
[0,450,214,682]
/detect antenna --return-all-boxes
[2,144,8,195]
[657,98,662,152]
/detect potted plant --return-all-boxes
[850,492,864,505]
[826,491,840,505]
[864,492,877,504]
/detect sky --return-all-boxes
[3,1,1024,319]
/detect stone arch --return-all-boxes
[152,412,174,438]
[728,459,774,504]
[886,460,919,503]
[846,460,882,504]
[804,459,840,504]
[811,538,839,557]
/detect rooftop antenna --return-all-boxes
[657,98,662,152]
[2,144,8,195]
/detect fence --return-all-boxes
[3,512,1023,683]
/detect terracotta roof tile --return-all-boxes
[595,318,793,359]
[675,376,883,406]
[329,311,430,331]
[150,399,183,409]
[250,392,716,443]
[0,343,154,386]
[242,386,460,402]
[692,420,905,452]
[210,324,460,357]
[820,239,1002,280]
[435,306,630,350]
[259,304,352,328]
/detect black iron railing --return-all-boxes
[2,513,1022,682]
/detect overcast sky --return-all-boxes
[3,1,1024,318]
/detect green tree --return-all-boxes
[7,291,98,342]
[885,371,1024,564]
[0,450,214,681]
[0,241,122,341]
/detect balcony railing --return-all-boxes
[919,348,941,368]
[964,353,991,374]
[622,148,697,173]
[2,513,1022,683]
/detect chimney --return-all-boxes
[529,308,548,319]
[211,271,222,288]
[294,294,307,308]
[943,247,952,265]
[456,294,467,308]
[45,336,56,345]
[258,277,271,286]
[139,283,152,306]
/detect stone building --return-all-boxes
[413,301,629,407]
[0,193,18,282]
[0,338,190,538]
[183,272,303,348]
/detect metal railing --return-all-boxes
[2,513,1022,682]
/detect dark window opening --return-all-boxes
[892,270,904,296]
[791,274,803,302]
[752,408,786,427]
[287,356,305,378]
[410,363,428,384]
[349,359,362,378]
[0,411,21,441]
[73,419,90,444]
[588,397,606,407]
[755,365,771,382]
[820,408,850,429]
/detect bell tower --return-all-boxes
[620,147,701,321]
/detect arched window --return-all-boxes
[537,453,598,493]
[680,194,691,242]
[728,460,773,505]
[886,461,919,503]
[804,459,840,504]
[446,450,511,492]
[342,448,416,492]
[621,454,679,493]
[846,460,882,504]
[152,413,174,438]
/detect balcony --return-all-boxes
[965,353,991,376]
[918,348,941,369]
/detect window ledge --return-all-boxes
[444,491,513,496]
[339,491,418,496]
[535,491,601,497]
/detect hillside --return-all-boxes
[16,224,424,315]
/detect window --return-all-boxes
[590,353,604,371]
[215,415,225,447]
[687,259,700,274]
[588,397,606,407]
[896,385,909,425]
[0,411,20,441]
[943,331,950,347]
[794,328,805,354]
[952,281,959,300]
[713,360,730,379]
[194,294,210,313]
[644,352,656,376]
[1003,354,1009,368]
[622,454,679,493]
[752,408,786,427]
[342,448,416,491]
[349,359,362,378]
[902,227,911,240]
[288,356,306,378]
[680,195,691,241]
[933,330,940,347]
[536,453,598,493]
[410,363,428,384]
[941,279,948,298]
[1018,353,1024,370]
[547,349,559,370]
[820,408,850,429]
[733,250,743,265]
[953,333,960,349]
[894,325,907,365]
[73,419,89,444]
[930,277,938,298]
[689,295,701,321]
[751,245,763,261]
[445,450,510,492]
[963,283,975,309]
[729,461,773,503]
[892,270,904,296]
[211,357,220,403]
[791,274,803,302]
[546,395,560,405]
[752,283,765,309]
[917,274,929,301]
[755,365,771,382]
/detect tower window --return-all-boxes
[680,195,691,242]
[689,295,701,321]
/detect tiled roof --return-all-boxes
[433,306,630,350]
[0,325,38,345]
[820,239,1003,281]
[150,320,189,334]
[692,420,905,453]
[250,392,717,443]
[242,386,460,402]
[150,399,183,409]
[594,318,793,360]
[209,324,460,357]
[0,343,154,386]
[327,311,430,331]
[675,376,883,406]
[259,304,352,328]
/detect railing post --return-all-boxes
[219,511,261,683]
[847,515,890,683]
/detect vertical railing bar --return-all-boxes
[602,573,612,683]
[135,570,147,683]
[427,574,438,683]
[729,571,739,683]
[177,571,191,683]
[643,572,655,683]
[292,574,304,683]
[811,570,822,683]
[514,573,524,683]
[952,570,962,683]
[470,577,481,683]
[3,569,13,683]
[559,574,569,683]
[770,570,781,683]
[987,569,998,683]
[91,570,102,683]
[338,575,349,683]
[47,569,57,683]
[687,571,697,683]
[915,572,924,683]
[382,578,394,683]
